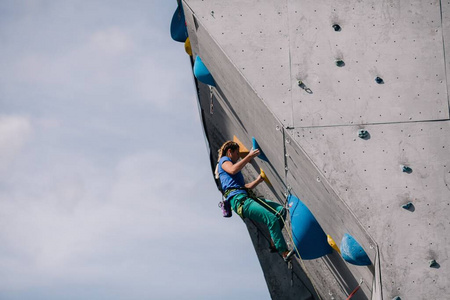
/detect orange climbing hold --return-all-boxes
[233,135,249,158]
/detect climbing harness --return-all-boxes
[220,187,287,220]
[223,187,244,199]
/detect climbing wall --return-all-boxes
[182,0,294,127]
[290,121,450,298]
[190,48,319,300]
[442,0,450,105]
[182,5,376,300]
[289,0,449,126]
[178,0,450,299]
[286,1,450,298]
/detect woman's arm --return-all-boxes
[221,148,260,175]
[245,175,264,189]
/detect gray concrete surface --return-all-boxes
[182,1,450,299]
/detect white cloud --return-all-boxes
[0,150,230,292]
[0,2,270,299]
[0,115,32,172]
[88,28,135,57]
[5,24,192,113]
[35,117,61,129]
[12,26,136,86]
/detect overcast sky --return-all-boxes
[0,1,269,299]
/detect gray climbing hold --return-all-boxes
[429,259,438,268]
[358,129,369,139]
[335,60,345,67]
[401,165,412,173]
[402,202,413,210]
[298,80,313,94]
[332,24,341,32]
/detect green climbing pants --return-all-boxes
[230,193,288,253]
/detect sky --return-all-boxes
[0,1,270,299]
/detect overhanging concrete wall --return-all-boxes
[184,2,376,299]
[187,34,319,300]
[291,121,450,298]
[181,0,450,299]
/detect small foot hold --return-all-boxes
[283,249,295,262]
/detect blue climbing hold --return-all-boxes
[170,4,188,42]
[288,195,333,260]
[340,233,372,266]
[251,137,269,162]
[429,259,438,268]
[193,56,216,87]
[375,77,384,84]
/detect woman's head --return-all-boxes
[218,141,239,161]
[214,141,240,179]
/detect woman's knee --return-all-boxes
[266,214,281,228]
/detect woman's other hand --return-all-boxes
[245,174,264,189]
[249,148,260,159]
[256,174,264,184]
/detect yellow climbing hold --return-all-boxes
[327,234,341,254]
[260,168,272,186]
[233,135,249,158]
[184,37,192,56]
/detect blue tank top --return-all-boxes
[218,156,247,199]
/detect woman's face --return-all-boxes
[229,148,240,163]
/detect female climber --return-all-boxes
[216,140,292,260]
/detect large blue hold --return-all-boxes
[193,56,216,87]
[251,137,269,162]
[170,4,188,42]
[288,195,332,260]
[340,233,372,266]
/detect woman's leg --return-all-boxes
[255,198,286,229]
[229,193,247,213]
[242,198,288,253]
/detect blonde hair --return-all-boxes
[215,141,239,179]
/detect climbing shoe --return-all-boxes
[283,249,295,262]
